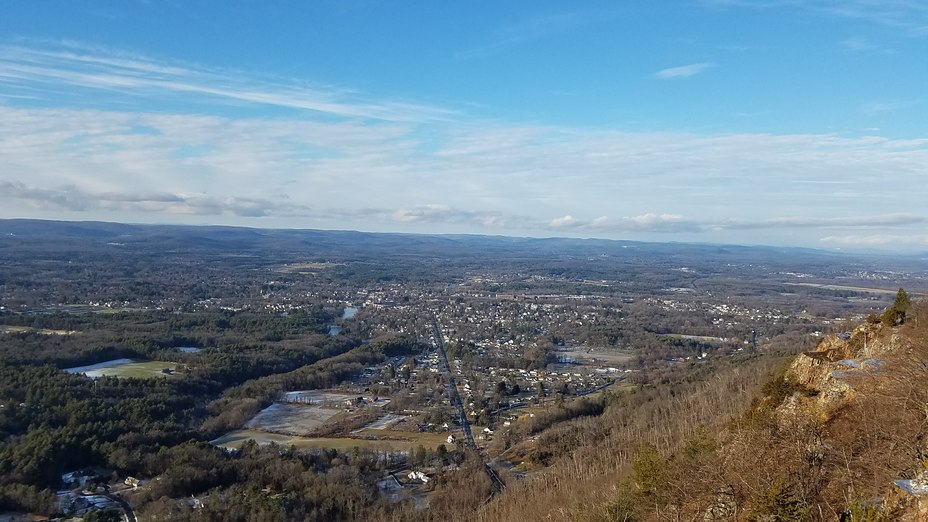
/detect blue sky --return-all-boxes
[1,1,927,250]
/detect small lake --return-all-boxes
[177,346,201,353]
[327,306,358,335]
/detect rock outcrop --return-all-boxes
[773,322,928,519]
[779,323,900,424]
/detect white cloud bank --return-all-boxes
[1,44,927,250]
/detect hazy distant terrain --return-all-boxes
[2,219,927,521]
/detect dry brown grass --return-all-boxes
[472,357,782,521]
[472,304,928,521]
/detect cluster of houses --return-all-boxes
[53,470,141,519]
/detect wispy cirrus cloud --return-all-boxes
[703,0,928,34]
[654,62,716,79]
[456,11,604,59]
[839,36,892,53]
[861,100,912,114]
[825,0,928,33]
[0,43,453,122]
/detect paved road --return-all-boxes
[105,492,137,522]
[431,318,504,492]
[431,319,475,449]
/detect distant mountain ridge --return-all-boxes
[0,218,914,267]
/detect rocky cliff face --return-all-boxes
[774,322,928,520]
[780,323,900,423]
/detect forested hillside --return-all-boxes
[465,297,928,521]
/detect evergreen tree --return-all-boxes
[882,288,911,326]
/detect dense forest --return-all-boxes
[0,306,423,518]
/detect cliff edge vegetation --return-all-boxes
[466,297,928,522]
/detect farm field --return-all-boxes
[64,359,178,379]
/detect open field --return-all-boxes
[245,391,392,436]
[556,347,635,365]
[783,282,911,296]
[211,429,447,452]
[353,429,449,447]
[245,403,340,434]
[1,325,75,335]
[582,381,635,399]
[503,403,549,420]
[359,414,406,430]
[662,333,729,343]
[283,390,370,405]
[93,307,152,314]
[65,359,178,379]
[276,262,342,273]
